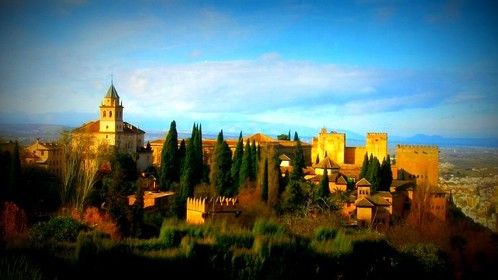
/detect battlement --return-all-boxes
[396,145,439,154]
[366,132,388,136]
[186,196,239,213]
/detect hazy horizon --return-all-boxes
[1,1,497,138]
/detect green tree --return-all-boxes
[277,133,290,140]
[251,139,258,181]
[379,155,393,191]
[261,158,269,202]
[293,131,300,142]
[177,139,186,170]
[359,153,369,179]
[318,167,330,198]
[160,120,179,190]
[210,130,233,196]
[239,140,253,185]
[288,130,291,140]
[367,157,381,192]
[131,186,144,237]
[192,123,204,185]
[291,136,305,180]
[231,132,244,192]
[281,180,305,212]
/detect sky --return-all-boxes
[0,0,497,139]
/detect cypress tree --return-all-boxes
[368,157,381,192]
[160,120,179,190]
[318,166,330,198]
[293,131,300,142]
[288,130,291,140]
[177,139,186,170]
[291,138,305,180]
[261,158,269,202]
[251,139,258,181]
[210,130,233,196]
[8,141,21,200]
[359,153,369,179]
[239,140,253,186]
[231,132,244,192]
[379,155,393,191]
[268,145,282,207]
[181,138,195,197]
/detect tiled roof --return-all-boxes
[369,194,391,206]
[356,198,375,207]
[376,191,392,198]
[336,175,348,185]
[279,154,291,161]
[313,156,340,170]
[245,133,275,143]
[356,178,371,187]
[72,121,145,134]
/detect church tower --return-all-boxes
[99,83,124,133]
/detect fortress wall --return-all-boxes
[396,145,439,187]
[344,146,366,165]
[366,133,388,161]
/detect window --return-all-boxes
[103,111,106,117]
[106,125,109,130]
[110,111,112,117]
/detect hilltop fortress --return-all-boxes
[312,128,439,187]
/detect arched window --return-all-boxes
[110,111,112,117]
[103,111,106,117]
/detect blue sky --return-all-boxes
[1,0,497,138]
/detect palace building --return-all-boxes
[72,83,152,170]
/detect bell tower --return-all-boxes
[99,83,124,133]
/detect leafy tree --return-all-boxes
[261,158,269,202]
[277,134,290,140]
[130,186,144,237]
[359,153,369,179]
[281,180,305,212]
[210,130,233,196]
[231,132,244,193]
[318,167,330,198]
[160,120,179,190]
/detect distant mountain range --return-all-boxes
[1,123,497,148]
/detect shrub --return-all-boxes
[314,227,337,241]
[0,202,28,243]
[252,218,286,237]
[30,216,87,244]
[159,226,185,247]
[216,232,254,249]
[0,254,43,280]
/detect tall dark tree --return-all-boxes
[379,155,393,191]
[315,154,320,165]
[288,130,291,140]
[318,167,330,198]
[261,158,269,202]
[293,131,300,142]
[359,153,369,179]
[159,120,179,190]
[177,139,186,170]
[231,132,244,192]
[175,137,196,218]
[131,186,144,237]
[191,123,204,185]
[367,157,381,192]
[251,139,258,181]
[291,137,305,180]
[210,130,233,196]
[239,140,253,185]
